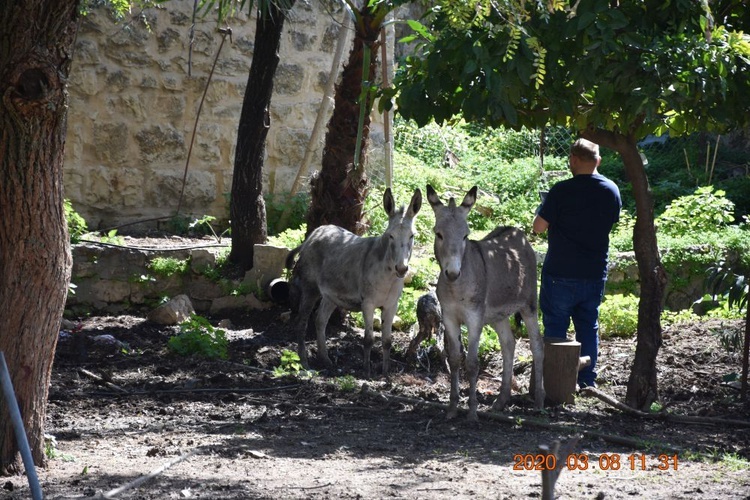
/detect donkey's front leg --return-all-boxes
[490,317,516,412]
[314,298,337,370]
[361,303,376,378]
[379,302,398,377]
[442,316,463,419]
[464,315,483,422]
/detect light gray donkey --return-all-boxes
[426,184,545,420]
[286,188,422,377]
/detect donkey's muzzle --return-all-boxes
[395,264,408,278]
[444,269,461,281]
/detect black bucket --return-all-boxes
[266,278,290,304]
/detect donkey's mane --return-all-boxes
[481,226,515,241]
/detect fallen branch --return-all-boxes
[580,387,649,417]
[88,384,301,397]
[79,368,127,393]
[97,448,198,498]
[580,386,750,428]
[376,392,670,451]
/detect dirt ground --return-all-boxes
[2,307,749,499]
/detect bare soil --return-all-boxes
[3,308,750,499]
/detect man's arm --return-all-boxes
[532,214,549,234]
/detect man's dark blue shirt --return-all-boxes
[538,174,622,280]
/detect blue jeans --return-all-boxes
[540,273,606,388]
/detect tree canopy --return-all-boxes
[393,0,750,138]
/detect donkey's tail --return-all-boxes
[285,245,302,270]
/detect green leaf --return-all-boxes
[406,20,435,42]
[578,12,596,30]
[500,100,518,126]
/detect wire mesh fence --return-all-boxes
[390,119,750,180]
[392,120,576,169]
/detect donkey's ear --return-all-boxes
[426,184,442,208]
[407,188,422,217]
[383,187,396,216]
[460,186,478,210]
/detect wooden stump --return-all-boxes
[532,340,582,405]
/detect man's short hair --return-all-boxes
[571,138,600,162]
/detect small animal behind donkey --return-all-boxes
[285,188,422,378]
[427,184,545,421]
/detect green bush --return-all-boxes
[168,314,228,359]
[267,226,306,250]
[148,256,189,277]
[657,186,735,237]
[599,294,639,338]
[266,192,309,236]
[64,199,88,243]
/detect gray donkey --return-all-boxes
[426,185,545,420]
[286,188,422,377]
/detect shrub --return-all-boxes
[599,294,639,338]
[657,186,735,237]
[266,192,309,236]
[273,350,306,377]
[397,287,421,330]
[65,199,88,243]
[148,256,189,277]
[267,226,306,250]
[168,314,228,359]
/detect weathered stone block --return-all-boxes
[148,294,195,325]
[274,64,304,95]
[135,125,185,162]
[210,295,271,315]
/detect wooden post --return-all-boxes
[532,340,582,405]
[539,435,582,500]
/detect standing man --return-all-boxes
[533,138,622,389]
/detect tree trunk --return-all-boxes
[0,1,77,473]
[742,295,749,400]
[306,5,382,236]
[229,2,295,271]
[584,128,667,411]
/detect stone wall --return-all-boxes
[64,1,390,231]
[67,242,716,317]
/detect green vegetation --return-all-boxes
[335,374,358,392]
[97,229,125,245]
[189,215,230,243]
[340,121,750,356]
[168,314,228,360]
[147,256,189,277]
[272,350,315,379]
[657,186,735,237]
[599,294,640,339]
[267,226,306,251]
[64,199,88,243]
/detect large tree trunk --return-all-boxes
[585,128,667,411]
[229,2,295,271]
[0,1,77,473]
[306,4,382,236]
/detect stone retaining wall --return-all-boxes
[66,243,715,317]
[64,2,392,231]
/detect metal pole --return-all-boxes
[0,352,43,500]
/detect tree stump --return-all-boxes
[532,340,582,405]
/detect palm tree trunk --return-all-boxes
[306,4,382,236]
